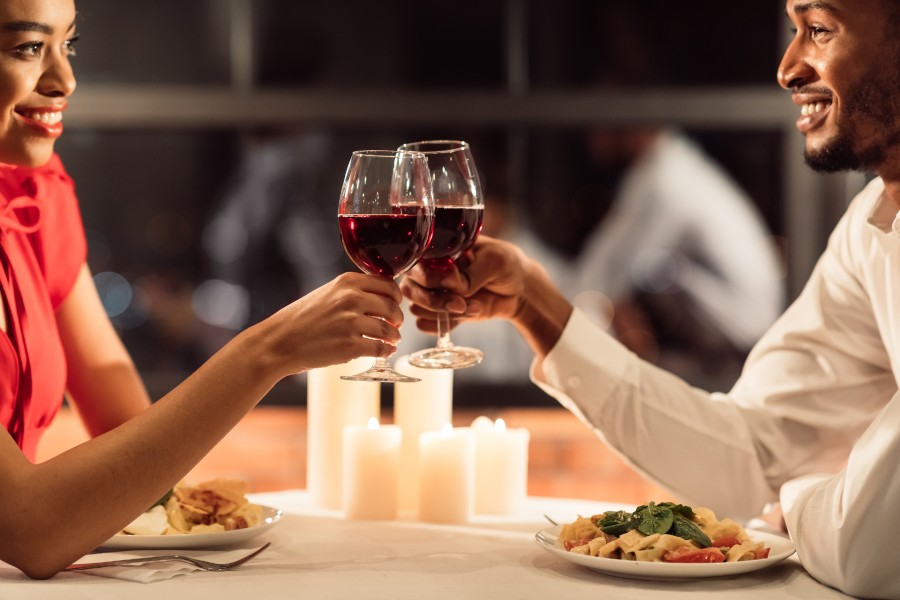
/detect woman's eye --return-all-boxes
[13,42,43,58]
[64,34,80,57]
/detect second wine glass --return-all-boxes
[338,149,434,382]
[403,140,485,370]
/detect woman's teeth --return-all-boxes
[19,110,62,125]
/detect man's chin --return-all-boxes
[804,136,864,173]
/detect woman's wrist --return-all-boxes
[226,319,289,385]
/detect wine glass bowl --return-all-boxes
[337,149,434,382]
[402,140,485,370]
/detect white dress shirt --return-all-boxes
[533,177,900,599]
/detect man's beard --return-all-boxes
[805,61,900,173]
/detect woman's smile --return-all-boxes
[14,102,65,138]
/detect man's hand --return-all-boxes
[401,235,573,357]
[401,236,529,334]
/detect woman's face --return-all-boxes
[0,0,77,167]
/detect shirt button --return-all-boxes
[567,375,582,389]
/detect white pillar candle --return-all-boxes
[343,418,402,520]
[417,425,475,524]
[307,358,380,509]
[472,416,531,516]
[393,355,453,513]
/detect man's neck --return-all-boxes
[877,161,900,209]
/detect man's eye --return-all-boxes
[809,26,831,39]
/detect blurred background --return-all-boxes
[57,0,868,408]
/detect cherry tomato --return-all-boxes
[664,547,726,563]
[712,536,741,548]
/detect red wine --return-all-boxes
[339,207,433,277]
[420,206,484,270]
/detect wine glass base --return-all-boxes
[340,365,421,383]
[407,346,484,370]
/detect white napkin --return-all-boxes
[69,547,261,583]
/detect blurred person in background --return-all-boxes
[403,0,900,596]
[197,128,349,356]
[0,0,404,578]
[531,4,783,388]
[569,125,784,389]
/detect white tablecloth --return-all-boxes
[0,490,852,599]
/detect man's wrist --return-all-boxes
[512,262,573,357]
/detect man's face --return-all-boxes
[778,0,900,173]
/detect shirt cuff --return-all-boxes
[780,473,831,515]
[530,307,633,423]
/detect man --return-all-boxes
[402,1,900,597]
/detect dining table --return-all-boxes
[0,489,854,599]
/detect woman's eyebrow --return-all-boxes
[2,21,54,34]
[2,16,77,35]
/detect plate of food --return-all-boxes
[535,501,795,581]
[102,479,283,550]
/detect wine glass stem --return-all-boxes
[436,310,455,350]
[372,356,393,370]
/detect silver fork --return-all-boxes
[65,541,271,572]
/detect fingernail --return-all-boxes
[466,301,483,316]
[445,297,466,313]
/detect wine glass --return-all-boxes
[403,140,485,370]
[337,149,435,382]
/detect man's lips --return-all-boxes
[792,95,833,134]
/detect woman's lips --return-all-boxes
[15,107,65,138]
[796,101,832,134]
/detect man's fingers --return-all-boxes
[402,278,467,314]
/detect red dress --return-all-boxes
[0,154,87,461]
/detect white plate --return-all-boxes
[535,525,795,581]
[100,505,283,550]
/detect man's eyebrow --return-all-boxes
[791,2,839,15]
[1,17,77,35]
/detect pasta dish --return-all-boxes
[558,502,771,563]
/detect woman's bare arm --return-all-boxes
[0,270,402,578]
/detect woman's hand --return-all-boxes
[258,272,405,377]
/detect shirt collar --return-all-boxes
[866,185,900,236]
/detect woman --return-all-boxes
[0,0,403,578]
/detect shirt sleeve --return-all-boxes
[779,393,900,598]
[530,308,775,520]
[29,153,88,309]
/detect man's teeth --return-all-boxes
[20,111,62,125]
[801,102,829,116]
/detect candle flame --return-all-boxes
[495,418,507,433]
[367,417,379,429]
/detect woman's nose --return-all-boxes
[38,53,77,98]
